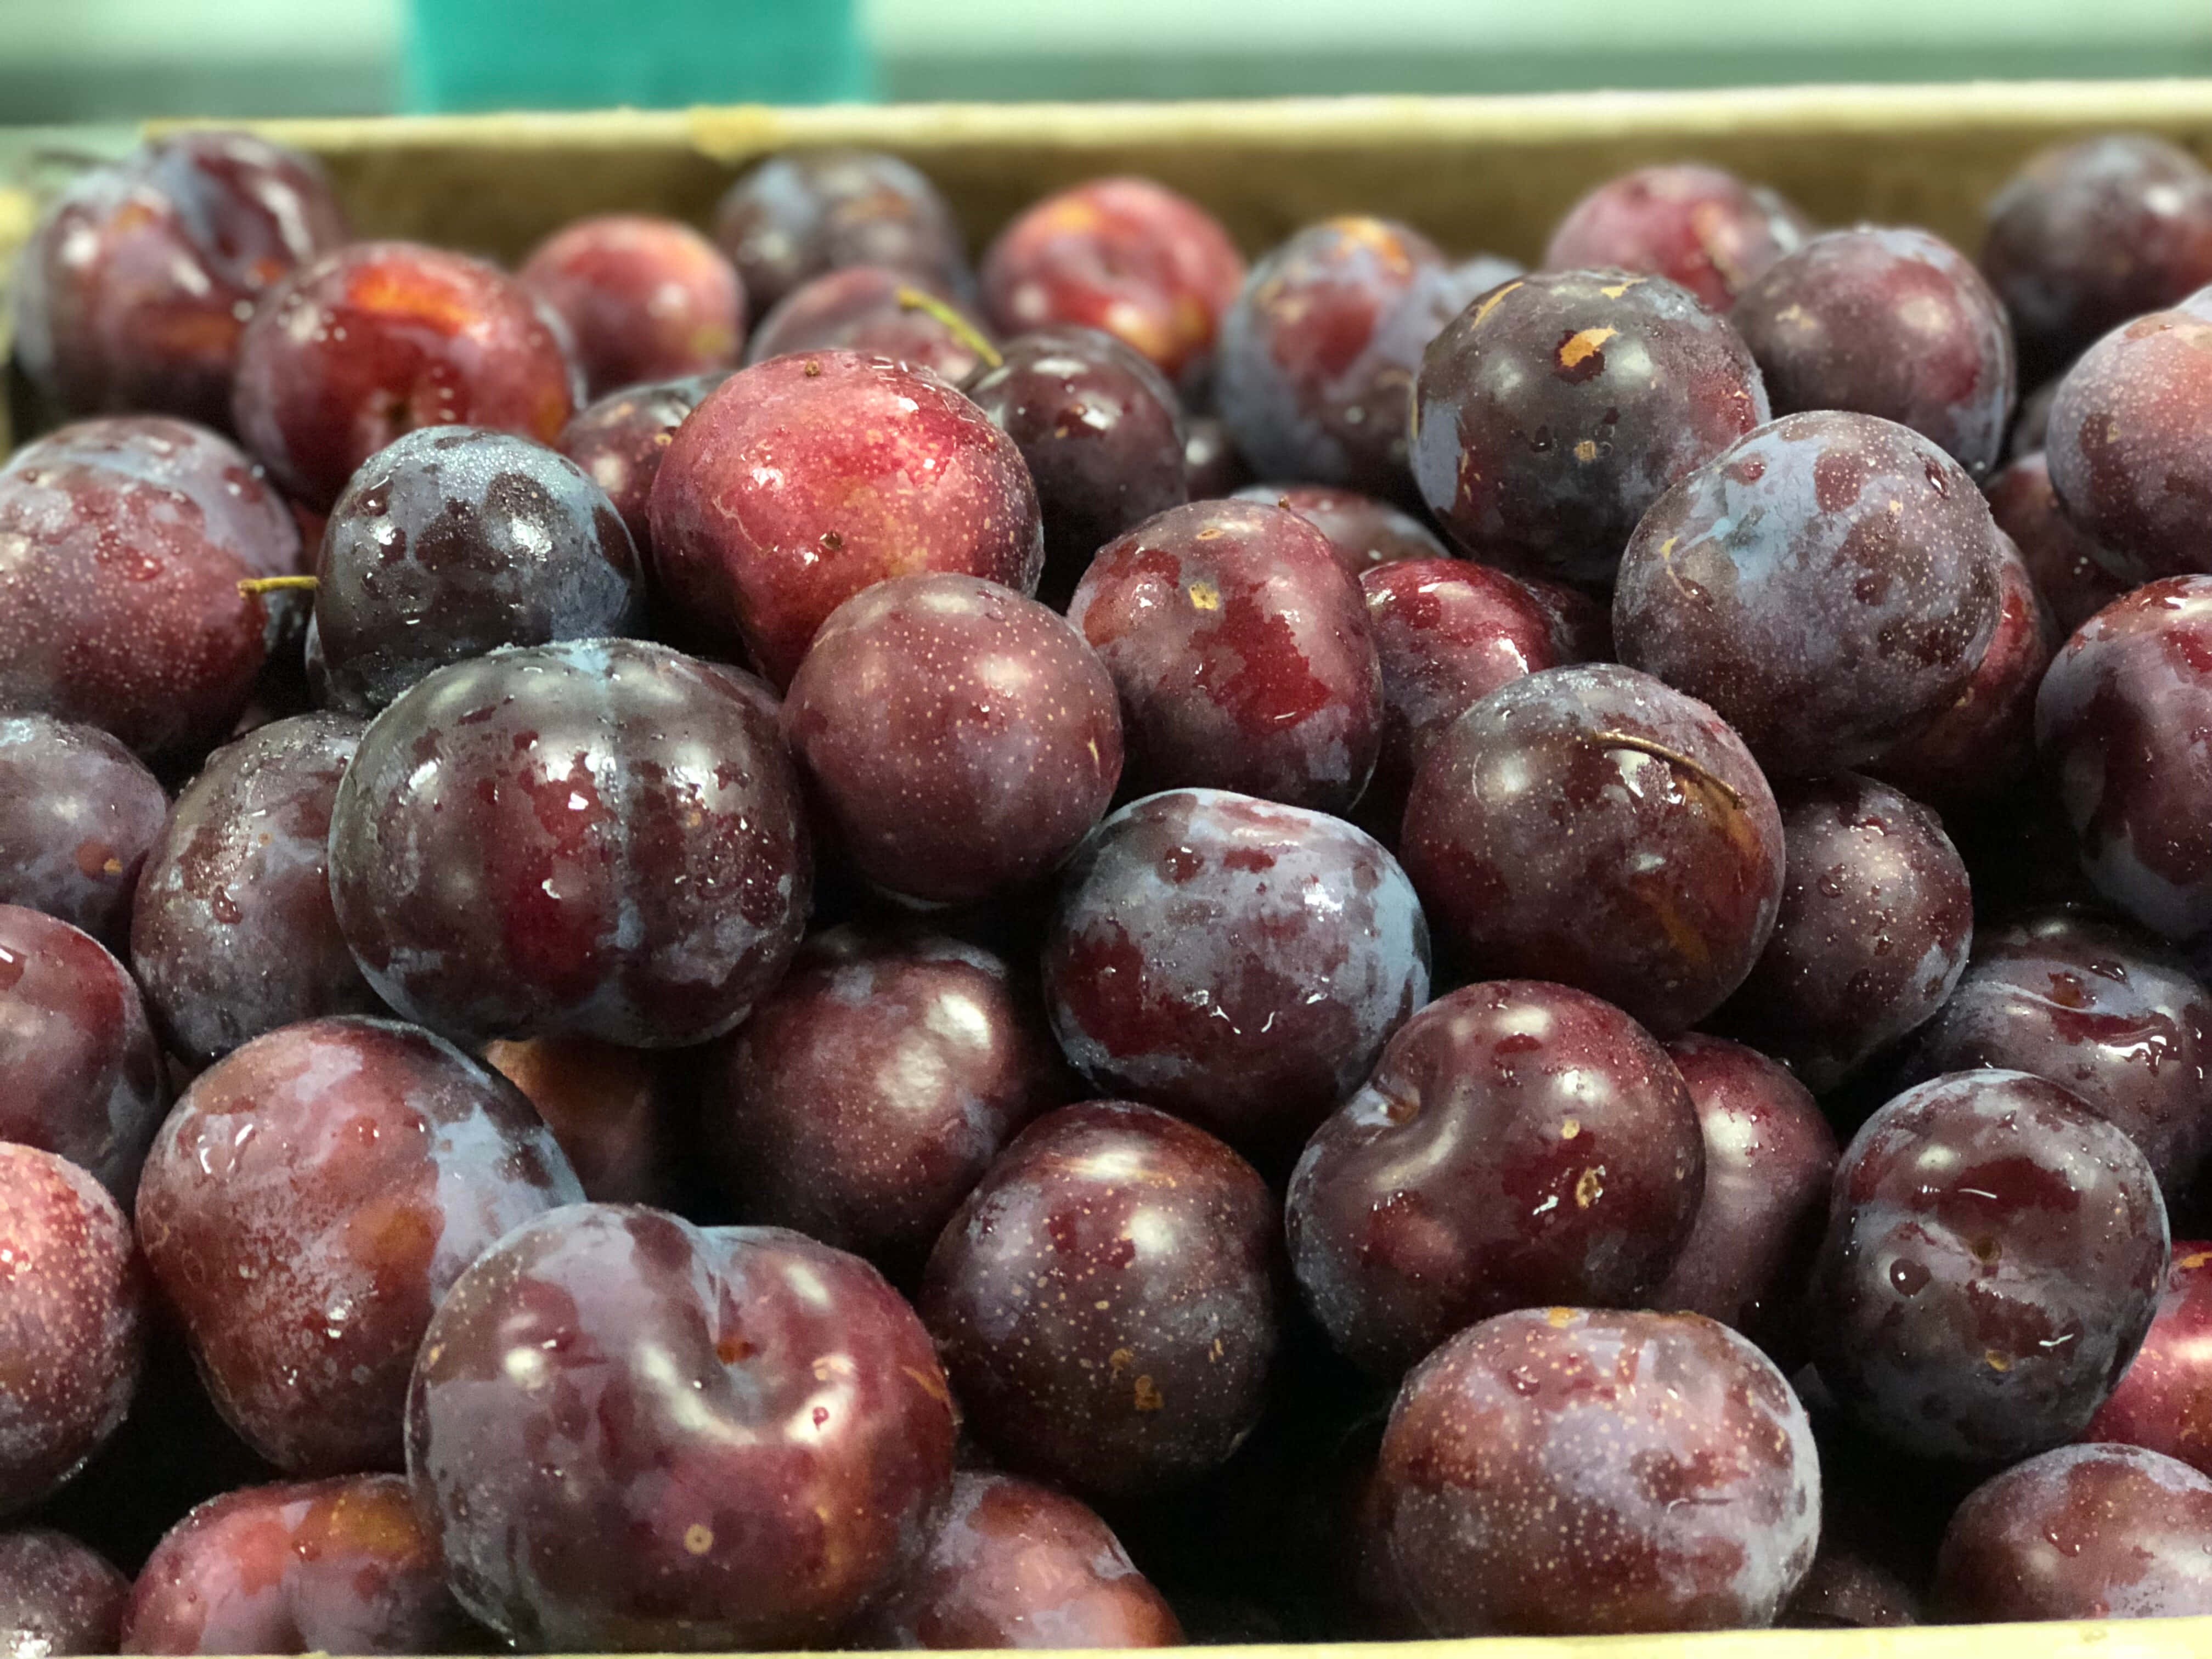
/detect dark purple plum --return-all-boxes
[0,1529,128,1657]
[2035,575,2212,943]
[1401,663,1783,1036]
[712,149,970,317]
[963,328,1188,609]
[134,1014,582,1474]
[849,1471,1183,1650]
[1900,907,2212,1196]
[1234,483,1450,575]
[1544,163,1812,313]
[746,266,995,382]
[327,640,810,1047]
[1716,773,1972,1092]
[519,213,743,398]
[1182,416,1251,499]
[1985,451,2126,634]
[12,132,349,426]
[1068,500,1383,814]
[782,574,1121,905]
[128,712,381,1064]
[482,1034,676,1206]
[313,426,645,713]
[650,350,1042,686]
[2086,1242,2212,1475]
[1652,1033,1839,1359]
[1733,227,2016,478]
[1615,410,2007,777]
[1043,789,1429,1161]
[0,1144,144,1516]
[407,1204,957,1648]
[1936,1443,2212,1620]
[919,1101,1279,1499]
[0,716,167,946]
[702,927,1063,1274]
[1374,1307,1819,1635]
[1809,1069,2168,1463]
[1412,268,1770,584]
[1286,980,1703,1376]
[0,904,166,1202]
[1980,134,2212,382]
[121,1475,469,1654]
[554,372,729,558]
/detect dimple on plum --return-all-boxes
[0,715,168,946]
[518,213,744,398]
[1068,499,1383,813]
[1543,163,1812,312]
[1285,979,1703,1376]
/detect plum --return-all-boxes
[648,349,1042,686]
[2085,1242,2212,1475]
[1286,979,1703,1376]
[0,1530,129,1657]
[1984,451,2126,635]
[554,371,728,558]
[481,1034,675,1206]
[407,1205,957,1648]
[1182,416,1250,499]
[518,213,743,397]
[1234,483,1449,575]
[1374,1307,1819,1635]
[0,716,167,946]
[919,1101,1279,1498]
[746,266,996,382]
[712,149,969,316]
[1543,163,1812,312]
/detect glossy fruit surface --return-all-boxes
[712,149,969,316]
[1543,163,1812,312]
[519,213,743,397]
[554,371,728,559]
[0,715,167,946]
[2085,1242,2212,1475]
[0,1528,128,1658]
[746,266,995,382]
[1984,451,2125,635]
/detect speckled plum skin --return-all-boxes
[1716,774,1973,1093]
[231,241,580,512]
[1937,1443,2212,1620]
[782,574,1122,905]
[1980,134,2212,383]
[1217,217,1491,497]
[134,1014,583,1474]
[1652,1034,1839,1358]
[1401,663,1784,1036]
[920,1102,1278,1499]
[0,1530,129,1657]
[850,1470,1183,1650]
[1285,980,1703,1377]
[1068,500,1383,813]
[0,416,300,760]
[0,715,167,946]
[2035,575,2212,943]
[981,179,1247,387]
[1734,228,2016,478]
[1809,1070,2168,1464]
[1869,534,2055,808]
[328,640,810,1048]
[128,713,380,1064]
[1358,557,1595,827]
[0,1144,144,1516]
[121,1475,468,1655]
[554,373,728,558]
[1901,909,2212,1197]
[1375,1308,1820,1636]
[965,328,1189,609]
[746,266,996,383]
[12,132,349,426]
[648,349,1043,686]
[1615,410,2006,777]
[1411,269,1771,585]
[313,426,646,713]
[1985,451,2125,635]
[2046,291,2212,583]
[0,905,166,1202]
[712,149,970,317]
[482,1035,675,1207]
[2086,1242,2212,1474]
[702,927,1062,1273]
[1237,484,1451,574]
[1543,164,1812,313]
[407,1204,957,1649]
[1042,789,1429,1159]
[519,214,744,398]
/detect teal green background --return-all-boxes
[402,0,872,111]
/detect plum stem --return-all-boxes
[238,575,320,595]
[1590,730,1746,809]
[896,286,1001,369]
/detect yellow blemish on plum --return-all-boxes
[1558,327,1617,369]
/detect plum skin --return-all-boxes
[0,1528,129,1658]
[1543,163,1812,312]
[0,715,168,947]
[405,1203,958,1650]
[518,213,744,398]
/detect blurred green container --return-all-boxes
[404,0,874,111]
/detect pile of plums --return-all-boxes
[9,119,2212,1652]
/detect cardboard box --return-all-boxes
[9,82,2212,1655]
